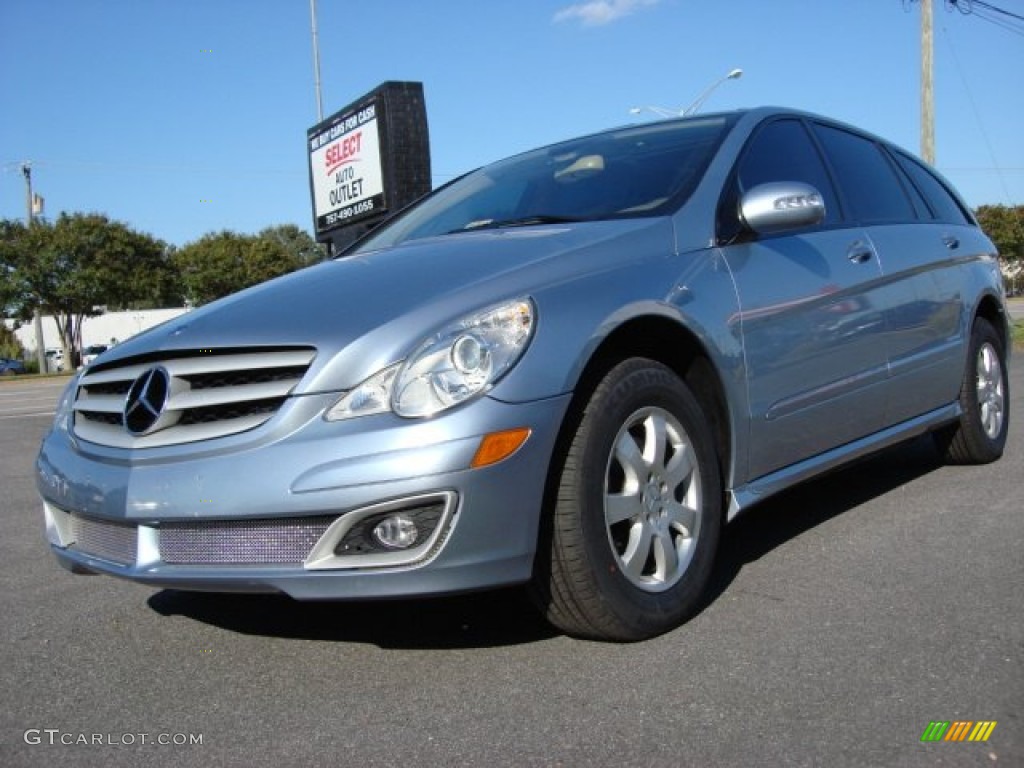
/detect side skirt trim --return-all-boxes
[727,403,960,520]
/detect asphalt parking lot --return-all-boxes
[1007,297,1024,321]
[1,365,1021,768]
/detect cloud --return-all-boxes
[553,0,660,27]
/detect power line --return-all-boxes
[5,159,304,178]
[946,0,1024,35]
[950,0,1024,24]
[940,22,1016,202]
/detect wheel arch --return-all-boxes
[974,293,1010,353]
[560,314,733,489]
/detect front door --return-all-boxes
[718,117,890,480]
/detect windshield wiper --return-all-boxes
[448,215,585,234]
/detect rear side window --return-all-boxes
[893,152,972,225]
[812,123,915,224]
[736,119,839,226]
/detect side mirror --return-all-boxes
[739,182,825,235]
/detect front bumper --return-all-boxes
[37,392,570,599]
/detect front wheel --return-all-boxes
[532,359,722,641]
[934,317,1009,464]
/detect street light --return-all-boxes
[629,68,743,118]
[683,68,743,116]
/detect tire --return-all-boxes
[935,317,1009,464]
[532,359,722,641]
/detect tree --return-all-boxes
[258,224,327,267]
[0,322,23,360]
[0,213,173,366]
[975,205,1024,296]
[975,205,1023,264]
[173,229,310,306]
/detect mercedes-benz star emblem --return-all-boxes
[124,367,171,435]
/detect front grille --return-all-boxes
[70,515,137,565]
[72,347,316,448]
[159,517,335,565]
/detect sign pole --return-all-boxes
[310,0,324,122]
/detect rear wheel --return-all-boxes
[532,359,722,641]
[935,317,1009,464]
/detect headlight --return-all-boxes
[325,363,400,420]
[326,297,535,421]
[51,375,80,434]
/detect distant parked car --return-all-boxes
[0,357,27,376]
[36,107,1010,641]
[80,344,109,368]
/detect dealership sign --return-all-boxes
[307,82,431,248]
[309,102,384,231]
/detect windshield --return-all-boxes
[351,115,735,253]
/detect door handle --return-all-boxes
[942,235,960,250]
[847,241,874,264]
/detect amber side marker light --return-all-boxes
[471,428,532,468]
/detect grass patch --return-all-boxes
[1013,319,1024,352]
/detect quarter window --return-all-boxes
[812,124,915,224]
[893,152,971,225]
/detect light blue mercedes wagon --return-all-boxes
[37,108,1010,640]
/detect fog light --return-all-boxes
[332,501,446,558]
[372,514,419,550]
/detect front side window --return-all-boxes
[717,118,839,241]
[351,116,736,253]
[736,118,840,225]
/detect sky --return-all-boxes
[1,0,1022,248]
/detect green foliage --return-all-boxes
[0,322,23,360]
[975,205,1024,264]
[0,213,176,366]
[172,228,315,306]
[258,224,327,267]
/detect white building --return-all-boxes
[6,307,190,357]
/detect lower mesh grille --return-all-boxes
[71,515,137,565]
[159,517,334,564]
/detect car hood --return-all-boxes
[104,218,673,391]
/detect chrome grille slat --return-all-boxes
[72,348,315,448]
[72,391,125,414]
[70,515,137,565]
[169,379,300,410]
[160,517,334,564]
[79,350,316,387]
[160,351,315,376]
[73,413,272,449]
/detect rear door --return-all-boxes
[882,149,980,421]
[810,124,969,424]
[718,118,890,480]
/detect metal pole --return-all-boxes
[22,163,47,374]
[310,0,324,122]
[921,0,935,163]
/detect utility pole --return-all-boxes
[921,0,935,164]
[21,163,47,374]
